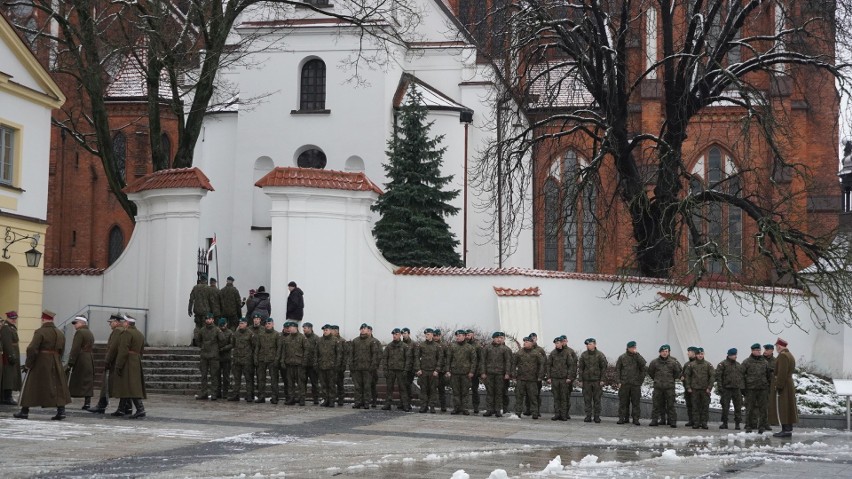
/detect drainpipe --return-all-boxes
[460,109,473,266]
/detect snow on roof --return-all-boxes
[105,50,173,100]
[394,73,473,114]
[526,62,594,109]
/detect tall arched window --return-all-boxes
[690,146,743,274]
[543,178,560,270]
[113,132,126,181]
[107,226,124,266]
[300,59,326,111]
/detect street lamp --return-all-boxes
[2,227,42,267]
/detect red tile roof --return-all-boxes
[122,168,214,194]
[255,167,383,194]
[44,267,105,276]
[493,286,541,297]
[657,291,689,302]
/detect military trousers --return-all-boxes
[225,315,239,331]
[231,361,254,400]
[470,375,481,411]
[652,387,677,424]
[385,370,409,408]
[582,381,603,417]
[218,359,232,398]
[683,384,694,423]
[550,378,570,418]
[404,371,415,404]
[515,380,539,416]
[351,369,372,405]
[199,357,220,397]
[417,373,438,407]
[502,379,510,413]
[449,374,471,412]
[483,374,506,413]
[278,364,289,400]
[370,369,379,405]
[720,387,743,424]
[618,384,642,421]
[692,388,711,425]
[304,366,319,402]
[759,389,772,429]
[256,361,279,400]
[285,365,306,402]
[744,388,768,430]
[436,372,448,409]
[335,368,346,404]
[318,369,335,403]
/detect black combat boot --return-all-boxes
[2,390,16,405]
[616,418,626,424]
[381,403,392,410]
[82,397,91,410]
[111,399,128,417]
[429,407,436,414]
[720,422,728,429]
[352,403,362,409]
[648,419,659,426]
[735,422,741,430]
[494,411,503,418]
[584,415,592,422]
[633,418,641,426]
[419,405,428,413]
[129,399,146,419]
[90,397,108,414]
[13,407,29,419]
[255,397,265,403]
[52,406,67,420]
[593,416,601,423]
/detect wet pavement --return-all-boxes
[0,395,850,478]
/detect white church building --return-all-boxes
[43,1,852,375]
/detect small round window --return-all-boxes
[297,149,327,169]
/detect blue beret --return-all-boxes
[727,348,737,356]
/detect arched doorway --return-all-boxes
[0,262,20,315]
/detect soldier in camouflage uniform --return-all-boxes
[401,328,415,404]
[577,338,608,423]
[228,318,256,402]
[219,276,243,330]
[414,328,442,413]
[207,278,222,320]
[281,321,309,406]
[742,343,772,433]
[647,344,681,427]
[560,336,578,419]
[521,333,547,416]
[513,336,545,419]
[188,278,210,333]
[716,348,745,429]
[194,314,226,400]
[546,336,576,421]
[217,318,234,399]
[480,331,512,418]
[445,330,476,415]
[332,325,348,406]
[254,318,281,403]
[761,343,776,431]
[350,323,379,409]
[615,340,647,425]
[433,329,449,412]
[382,328,411,411]
[685,347,714,429]
[302,322,320,404]
[368,326,381,408]
[315,325,341,407]
[681,346,697,426]
[465,330,483,414]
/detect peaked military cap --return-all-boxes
[5,311,18,320]
[108,313,123,322]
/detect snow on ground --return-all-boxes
[0,418,210,441]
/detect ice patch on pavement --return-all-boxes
[0,418,209,441]
[213,432,298,445]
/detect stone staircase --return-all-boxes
[143,347,202,395]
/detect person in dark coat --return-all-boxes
[219,276,244,330]
[286,281,304,321]
[90,314,124,414]
[15,310,71,420]
[253,286,272,321]
[769,338,798,437]
[67,316,96,409]
[1,310,23,404]
[113,315,147,418]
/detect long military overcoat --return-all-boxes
[0,321,22,390]
[68,325,95,397]
[112,325,147,399]
[768,349,798,425]
[19,322,71,407]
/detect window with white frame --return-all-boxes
[1,125,15,185]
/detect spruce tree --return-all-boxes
[372,85,463,267]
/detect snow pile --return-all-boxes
[795,370,844,415]
[539,455,565,474]
[487,469,510,479]
[450,470,470,479]
[659,449,681,461]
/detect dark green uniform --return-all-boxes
[219,284,243,330]
[19,322,71,409]
[445,340,476,414]
[303,332,320,404]
[335,335,349,405]
[513,347,545,418]
[716,357,745,427]
[682,356,696,426]
[254,327,281,402]
[67,325,96,400]
[113,323,146,417]
[414,339,442,411]
[94,325,123,411]
[281,332,309,404]
[435,338,449,411]
[369,336,382,407]
[685,358,714,428]
[615,350,647,423]
[188,283,210,330]
[0,321,22,403]
[467,339,483,413]
[647,354,682,425]
[402,337,416,402]
[741,354,771,432]
[315,333,342,406]
[523,344,547,414]
[761,353,776,430]
[382,339,411,410]
[229,326,255,401]
[207,284,222,318]
[194,323,225,399]
[350,334,379,407]
[218,327,234,398]
[480,341,512,416]
[546,346,576,420]
[578,348,608,420]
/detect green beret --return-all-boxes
[239,317,247,324]
[455,329,466,336]
[553,337,561,344]
[584,338,596,345]
[303,322,313,328]
[522,336,532,342]
[750,343,761,350]
[331,325,339,330]
[492,331,502,338]
[727,348,737,356]
[433,329,442,335]
[626,341,637,348]
[559,335,567,341]
[696,347,704,353]
[321,324,331,330]
[265,317,274,324]
[252,312,262,318]
[359,323,369,329]
[687,346,697,352]
[391,328,401,334]
[763,344,774,350]
[401,327,410,333]
[659,344,671,352]
[465,329,473,334]
[424,328,434,334]
[217,318,227,326]
[206,312,214,318]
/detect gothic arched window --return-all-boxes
[543,177,559,271]
[300,59,326,111]
[113,132,126,181]
[107,226,124,266]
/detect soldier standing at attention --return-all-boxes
[761,343,776,432]
[217,318,234,399]
[481,331,512,418]
[315,324,341,407]
[647,344,681,427]
[332,325,348,406]
[769,338,798,438]
[219,276,243,330]
[114,315,147,418]
[195,314,225,400]
[350,323,379,409]
[401,328,416,406]
[302,322,321,405]
[90,314,124,414]
[188,277,210,333]
[559,336,578,419]
[445,329,476,415]
[367,325,382,408]
[414,328,442,413]
[513,336,545,419]
[282,321,309,406]
[716,348,745,430]
[433,329,448,412]
[615,340,646,425]
[681,346,697,427]
[1,311,22,404]
[526,333,547,416]
[546,336,576,421]
[382,328,411,411]
[741,343,771,433]
[228,318,256,402]
[685,347,714,429]
[577,338,608,423]
[465,330,483,414]
[254,318,281,403]
[67,316,95,410]
[15,311,71,420]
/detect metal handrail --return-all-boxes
[57,304,150,337]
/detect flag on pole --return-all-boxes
[207,234,217,261]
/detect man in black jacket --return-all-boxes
[286,281,304,322]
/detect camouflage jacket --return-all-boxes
[230,328,255,365]
[741,355,772,390]
[685,359,714,390]
[414,340,442,372]
[281,332,309,367]
[315,334,342,370]
[615,351,647,386]
[194,324,226,359]
[445,341,476,375]
[383,340,410,371]
[578,349,608,381]
[480,342,513,376]
[350,335,379,371]
[546,347,577,380]
[715,358,745,390]
[647,356,682,389]
[513,347,545,381]
[218,328,234,361]
[255,328,281,364]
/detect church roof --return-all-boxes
[122,167,214,194]
[44,267,105,276]
[526,62,594,109]
[255,167,383,194]
[105,49,173,100]
[394,73,473,114]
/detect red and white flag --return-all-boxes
[207,234,217,261]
